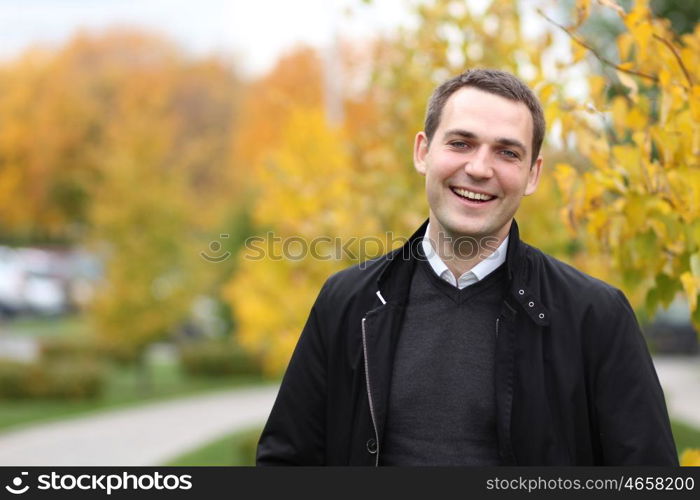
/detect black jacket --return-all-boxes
[257,219,678,465]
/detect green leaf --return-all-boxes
[622,268,644,288]
[636,228,657,263]
[655,272,680,308]
[645,287,659,316]
[691,299,700,332]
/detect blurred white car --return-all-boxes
[0,246,70,316]
[0,247,25,316]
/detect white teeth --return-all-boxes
[452,187,494,201]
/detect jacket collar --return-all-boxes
[503,220,550,326]
[375,219,428,305]
[504,218,522,281]
[375,218,549,326]
[377,218,523,288]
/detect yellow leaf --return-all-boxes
[588,209,609,236]
[588,75,608,108]
[680,448,700,466]
[617,61,635,71]
[616,33,634,61]
[616,70,638,101]
[624,0,650,30]
[680,272,698,312]
[575,0,591,27]
[572,42,588,64]
[553,163,578,195]
[632,130,650,156]
[647,219,667,239]
[631,21,654,55]
[537,82,555,103]
[690,86,700,122]
[624,195,646,229]
[659,69,672,88]
[611,96,628,136]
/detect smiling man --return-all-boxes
[256,69,678,466]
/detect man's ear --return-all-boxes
[414,131,429,175]
[524,155,543,196]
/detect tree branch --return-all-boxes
[652,33,694,87]
[537,8,659,83]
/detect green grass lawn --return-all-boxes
[0,314,276,433]
[0,314,89,338]
[0,360,271,433]
[165,426,263,466]
[162,419,700,466]
[671,419,700,455]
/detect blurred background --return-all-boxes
[0,0,699,466]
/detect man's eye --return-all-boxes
[500,150,519,159]
[449,141,470,149]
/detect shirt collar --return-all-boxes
[421,223,509,289]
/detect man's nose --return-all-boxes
[464,147,493,179]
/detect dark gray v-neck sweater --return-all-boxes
[380,256,506,466]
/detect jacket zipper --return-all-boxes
[496,317,500,338]
[361,316,380,466]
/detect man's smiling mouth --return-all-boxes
[450,186,495,202]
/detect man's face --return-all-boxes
[414,86,542,243]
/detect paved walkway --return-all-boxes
[0,356,696,466]
[0,385,278,466]
[653,355,700,429]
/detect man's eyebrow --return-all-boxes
[443,129,478,140]
[494,137,527,153]
[443,129,527,153]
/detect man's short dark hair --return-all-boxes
[424,68,545,165]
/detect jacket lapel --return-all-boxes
[362,220,428,446]
[362,303,404,445]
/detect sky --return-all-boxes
[0,0,414,76]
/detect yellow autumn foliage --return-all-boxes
[84,31,240,353]
[551,0,700,324]
[225,100,384,375]
[0,29,241,354]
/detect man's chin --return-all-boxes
[441,217,490,239]
[431,211,506,241]
[438,226,486,243]
[440,213,513,241]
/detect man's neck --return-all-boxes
[426,220,510,278]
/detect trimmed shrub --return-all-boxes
[40,337,101,362]
[95,338,140,365]
[40,336,139,365]
[179,339,262,377]
[42,361,106,399]
[0,361,29,399]
[0,359,106,400]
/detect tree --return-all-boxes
[83,31,240,358]
[0,42,104,243]
[549,0,700,325]
[224,48,382,374]
[0,29,243,360]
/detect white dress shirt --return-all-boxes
[421,223,508,289]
